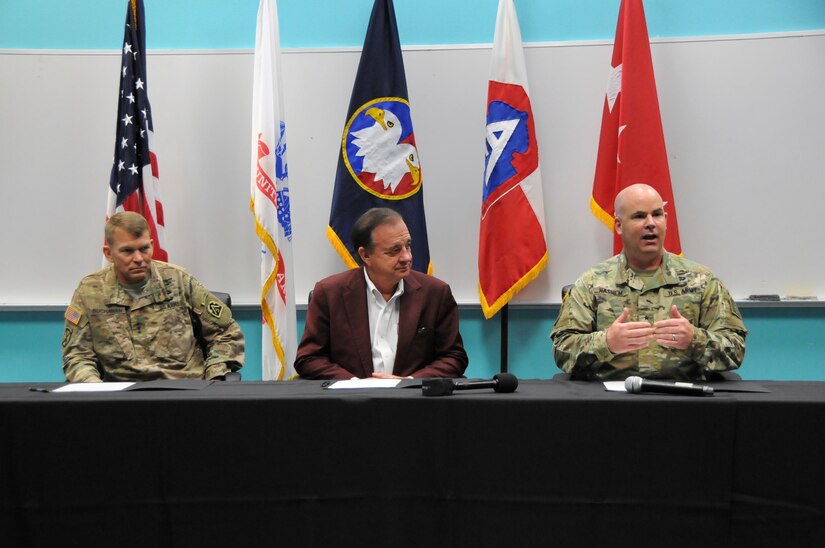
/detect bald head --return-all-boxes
[613,183,668,270]
[614,184,664,218]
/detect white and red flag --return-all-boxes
[251,0,297,381]
[478,0,548,319]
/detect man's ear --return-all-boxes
[103,242,113,263]
[357,246,369,265]
[614,216,623,236]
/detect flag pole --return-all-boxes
[500,303,509,373]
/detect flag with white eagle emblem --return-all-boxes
[327,0,431,273]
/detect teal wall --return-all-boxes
[2,307,823,382]
[2,0,824,382]
[1,0,824,50]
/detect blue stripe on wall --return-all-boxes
[1,0,824,50]
[2,307,823,383]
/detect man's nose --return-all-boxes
[401,247,412,263]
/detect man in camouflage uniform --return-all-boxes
[551,184,746,381]
[62,212,244,382]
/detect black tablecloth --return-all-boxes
[1,380,823,547]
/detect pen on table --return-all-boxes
[28,387,50,393]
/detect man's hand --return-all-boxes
[370,372,406,380]
[653,305,693,350]
[606,308,655,354]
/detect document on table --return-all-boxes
[52,382,136,392]
[603,381,628,392]
[325,379,402,389]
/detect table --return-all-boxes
[1,380,823,547]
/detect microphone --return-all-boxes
[624,375,713,397]
[422,373,519,397]
[454,373,518,394]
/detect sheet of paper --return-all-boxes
[52,382,136,393]
[603,381,628,393]
[326,379,401,389]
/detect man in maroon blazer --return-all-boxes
[295,208,468,380]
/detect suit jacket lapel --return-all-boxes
[396,273,423,370]
[341,269,373,376]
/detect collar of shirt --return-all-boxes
[104,263,168,309]
[363,268,404,375]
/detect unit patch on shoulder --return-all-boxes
[207,301,224,319]
[64,306,83,325]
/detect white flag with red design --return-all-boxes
[251,0,296,381]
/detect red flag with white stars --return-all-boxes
[591,0,681,255]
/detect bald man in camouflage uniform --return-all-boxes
[62,212,244,382]
[551,184,746,381]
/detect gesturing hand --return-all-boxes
[653,305,693,350]
[605,308,655,354]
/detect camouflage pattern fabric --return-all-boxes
[550,252,747,381]
[62,262,244,382]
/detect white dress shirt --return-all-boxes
[364,268,404,374]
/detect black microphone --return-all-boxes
[624,375,713,397]
[454,373,518,393]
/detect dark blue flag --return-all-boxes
[326,0,431,273]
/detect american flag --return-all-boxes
[107,0,167,261]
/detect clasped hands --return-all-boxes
[605,305,693,354]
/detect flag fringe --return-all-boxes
[479,250,548,319]
[326,226,359,270]
[251,197,289,380]
[590,195,615,232]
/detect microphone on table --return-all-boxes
[422,373,518,397]
[624,375,713,397]
[455,373,518,393]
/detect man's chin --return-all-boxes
[127,271,148,283]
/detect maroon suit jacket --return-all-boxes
[295,268,468,380]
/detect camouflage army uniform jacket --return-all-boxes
[62,262,244,382]
[550,252,747,381]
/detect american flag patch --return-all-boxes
[64,306,82,325]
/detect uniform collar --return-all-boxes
[617,251,681,292]
[102,262,170,307]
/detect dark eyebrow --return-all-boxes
[631,208,664,216]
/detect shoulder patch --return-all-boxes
[65,305,83,325]
[207,301,224,319]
